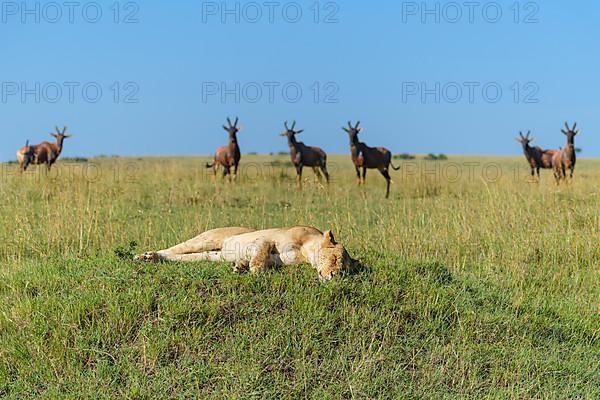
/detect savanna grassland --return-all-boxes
[0,155,598,399]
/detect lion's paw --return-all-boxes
[232,260,250,274]
[134,252,161,263]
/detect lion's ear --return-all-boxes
[322,230,337,247]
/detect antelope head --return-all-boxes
[223,117,242,143]
[342,121,362,144]
[279,121,304,141]
[516,131,534,148]
[50,126,72,147]
[561,122,579,145]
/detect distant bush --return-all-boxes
[96,155,120,159]
[61,157,89,163]
[575,147,582,154]
[277,151,288,156]
[247,152,258,155]
[270,160,293,167]
[394,153,415,160]
[424,153,448,161]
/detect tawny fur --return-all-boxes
[135,226,359,281]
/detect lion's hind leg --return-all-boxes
[135,238,221,262]
[136,227,256,262]
[135,251,223,263]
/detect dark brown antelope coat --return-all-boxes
[280,121,329,185]
[206,117,242,180]
[343,121,400,198]
[16,126,71,171]
[516,131,555,178]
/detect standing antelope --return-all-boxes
[552,122,579,184]
[16,126,72,172]
[206,117,242,181]
[342,121,400,199]
[516,130,555,179]
[280,121,329,186]
[16,140,34,172]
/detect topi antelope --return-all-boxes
[16,126,72,172]
[16,140,35,172]
[343,121,400,199]
[206,117,242,181]
[552,122,579,184]
[516,130,555,179]
[280,121,330,186]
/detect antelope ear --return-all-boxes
[358,128,363,133]
[223,125,229,131]
[279,133,287,136]
[342,127,349,133]
[561,129,567,135]
[322,230,337,247]
[50,133,58,138]
[64,135,72,138]
[296,130,304,134]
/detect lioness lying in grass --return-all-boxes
[135,226,359,281]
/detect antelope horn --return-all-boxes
[355,121,361,129]
[227,117,232,128]
[234,117,239,127]
[527,130,531,138]
[348,121,353,128]
[519,131,523,138]
[565,122,570,131]
[26,140,29,147]
[55,126,61,133]
[284,121,289,130]
[291,121,296,130]
[62,126,67,134]
[572,122,577,131]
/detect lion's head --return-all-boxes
[317,230,359,282]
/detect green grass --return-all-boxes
[0,155,599,398]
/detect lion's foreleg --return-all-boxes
[248,239,276,273]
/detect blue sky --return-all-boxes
[1,1,598,161]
